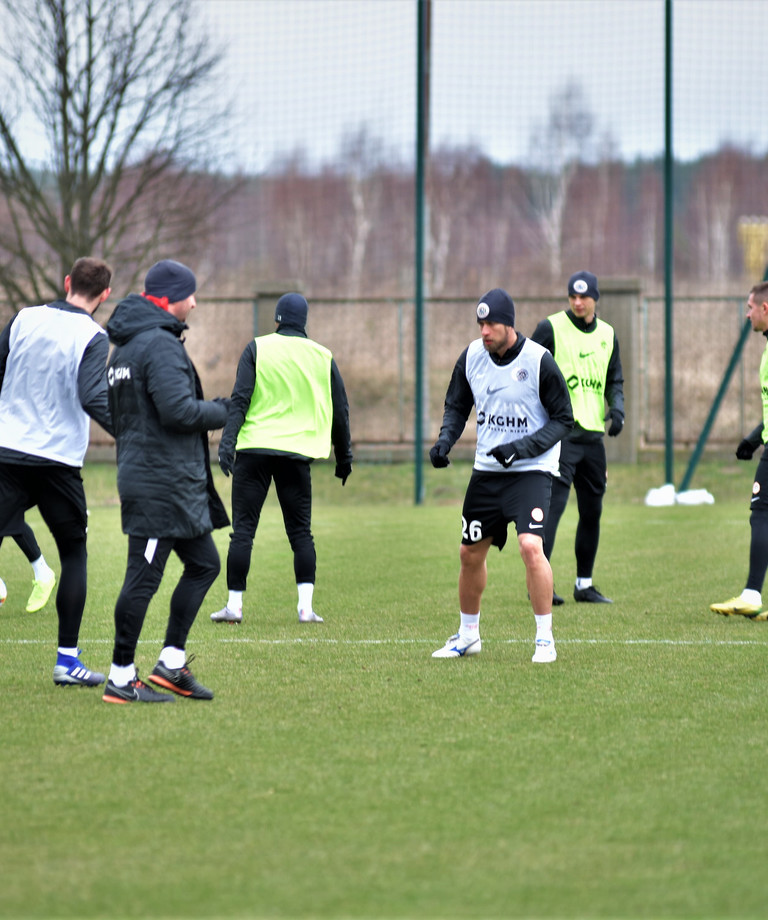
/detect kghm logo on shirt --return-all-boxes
[107,366,131,386]
[477,411,528,430]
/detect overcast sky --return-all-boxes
[196,0,768,172]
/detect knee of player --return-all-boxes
[518,532,546,566]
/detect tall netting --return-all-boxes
[140,1,768,453]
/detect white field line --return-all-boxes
[2,636,768,647]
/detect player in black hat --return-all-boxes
[429,288,573,664]
[102,260,230,703]
[210,292,353,626]
[531,270,625,605]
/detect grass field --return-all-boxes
[2,458,768,919]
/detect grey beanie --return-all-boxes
[275,292,309,328]
[476,288,515,326]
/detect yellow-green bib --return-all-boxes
[549,311,615,432]
[760,340,768,442]
[236,333,333,458]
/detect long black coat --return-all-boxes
[106,293,229,539]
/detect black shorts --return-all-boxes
[461,470,552,551]
[0,461,87,539]
[557,439,607,496]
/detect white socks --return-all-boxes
[31,555,54,581]
[535,612,553,638]
[459,612,480,639]
[159,646,185,669]
[297,582,314,616]
[741,589,762,606]
[575,578,592,590]
[109,663,137,687]
[227,590,243,613]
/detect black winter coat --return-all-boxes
[106,293,229,538]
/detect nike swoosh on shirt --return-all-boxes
[486,385,509,395]
[529,523,543,529]
[579,351,593,358]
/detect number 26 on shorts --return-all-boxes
[462,517,483,542]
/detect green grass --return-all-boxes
[2,459,768,919]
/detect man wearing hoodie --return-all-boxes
[102,260,230,704]
[210,292,353,625]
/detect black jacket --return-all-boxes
[107,293,229,538]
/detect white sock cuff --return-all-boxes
[159,646,185,669]
[109,663,136,687]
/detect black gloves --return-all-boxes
[736,439,757,461]
[218,449,234,477]
[486,443,518,468]
[429,443,450,468]
[607,409,624,437]
[335,461,352,486]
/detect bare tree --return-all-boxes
[0,0,234,307]
[525,81,595,280]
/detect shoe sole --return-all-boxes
[54,680,104,687]
[102,691,174,703]
[148,674,194,697]
[102,692,133,704]
[710,606,761,617]
[147,674,213,700]
[210,618,242,624]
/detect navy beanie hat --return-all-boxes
[568,270,600,301]
[275,292,309,328]
[144,259,197,303]
[476,288,515,326]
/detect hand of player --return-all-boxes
[607,409,624,437]
[335,461,352,486]
[429,443,450,468]
[219,449,234,477]
[486,442,518,468]
[736,438,756,461]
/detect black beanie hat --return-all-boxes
[144,259,197,303]
[476,288,515,326]
[275,292,309,328]
[568,270,600,301]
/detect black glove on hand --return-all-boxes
[219,450,234,477]
[335,461,352,486]
[736,438,756,461]
[429,443,450,468]
[607,409,624,437]
[487,443,518,468]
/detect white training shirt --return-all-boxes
[465,336,561,475]
[0,305,106,466]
